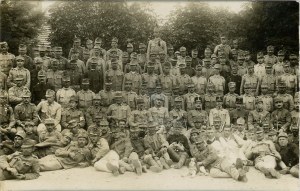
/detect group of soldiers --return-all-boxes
[0,28,298,182]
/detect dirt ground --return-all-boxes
[1,166,299,191]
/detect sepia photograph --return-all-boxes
[0,0,299,190]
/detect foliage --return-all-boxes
[0,0,45,55]
[48,1,157,55]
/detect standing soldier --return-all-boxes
[68,37,84,60]
[8,75,30,107]
[17,44,34,71]
[145,52,163,75]
[209,96,230,127]
[123,80,138,110]
[7,56,31,89]
[122,62,141,94]
[177,63,191,96]
[264,45,278,66]
[170,58,180,76]
[137,43,147,71]
[86,57,103,93]
[99,81,115,111]
[279,62,297,95]
[148,97,169,127]
[185,56,195,77]
[260,62,276,96]
[76,79,95,112]
[204,82,217,113]
[31,71,54,105]
[242,83,256,111]
[0,90,16,139]
[270,97,291,132]
[230,97,248,126]
[237,52,247,77]
[247,97,271,130]
[150,83,168,108]
[183,83,199,111]
[187,97,208,128]
[192,64,207,100]
[106,91,131,124]
[106,50,123,72]
[125,53,142,74]
[160,62,175,108]
[240,64,259,96]
[142,63,158,95]
[272,50,285,76]
[106,37,123,61]
[254,52,266,80]
[46,59,63,91]
[14,90,39,130]
[68,60,83,92]
[93,37,106,59]
[147,27,167,60]
[0,69,7,91]
[259,84,273,112]
[0,42,15,76]
[223,82,239,111]
[105,58,124,91]
[208,64,225,96]
[86,94,107,127]
[202,58,213,79]
[275,80,294,111]
[61,95,85,130]
[86,46,106,72]
[170,96,187,127]
[214,35,231,59]
[191,49,201,69]
[56,75,76,109]
[137,82,151,110]
[38,45,51,71]
[69,50,86,76]
[167,44,175,61]
[54,47,68,71]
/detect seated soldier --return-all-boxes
[194,137,248,182]
[0,139,39,180]
[39,131,91,171]
[167,122,190,169]
[144,122,172,170]
[245,127,282,179]
[0,131,27,156]
[39,119,63,143]
[0,90,16,140]
[23,122,39,143]
[61,120,87,142]
[88,130,110,165]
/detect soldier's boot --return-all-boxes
[119,166,126,174]
[132,159,142,176]
[144,155,162,172]
[159,157,170,169]
[267,168,281,179]
[236,158,249,172]
[279,167,290,175]
[106,162,119,176]
[167,147,180,162]
[237,168,248,182]
[142,165,148,173]
[162,152,173,166]
[173,155,187,169]
[259,167,272,178]
[121,162,134,172]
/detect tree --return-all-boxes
[48,1,157,56]
[0,0,45,55]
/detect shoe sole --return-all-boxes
[235,158,244,169]
[106,163,119,176]
[132,159,142,176]
[268,168,281,179]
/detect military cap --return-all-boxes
[130,52,138,59]
[32,46,39,52]
[194,96,202,103]
[24,121,35,126]
[83,49,90,55]
[195,64,203,70]
[46,45,51,51]
[73,37,81,42]
[55,47,63,52]
[62,75,71,82]
[256,127,264,134]
[156,95,165,101]
[278,132,288,138]
[45,118,55,125]
[163,62,171,68]
[105,81,113,86]
[51,59,59,65]
[213,116,222,122]
[125,80,133,85]
[111,37,118,43]
[149,51,157,56]
[15,75,24,81]
[289,54,298,60]
[39,45,46,52]
[99,120,109,126]
[244,83,251,89]
[274,97,283,103]
[192,49,198,53]
[236,117,245,125]
[94,45,101,50]
[136,98,144,104]
[82,78,89,84]
[277,50,284,56]
[277,80,286,87]
[174,96,183,102]
[179,47,186,52]
[130,126,140,132]
[178,63,186,68]
[78,131,88,139]
[195,137,205,144]
[94,37,102,43]
[246,64,254,68]
[207,82,215,87]
[21,90,31,98]
[18,44,27,50]
[35,137,61,147]
[190,128,200,135]
[130,61,138,67]
[34,57,43,64]
[139,43,146,48]
[15,131,26,139]
[185,56,192,62]
[86,39,93,45]
[0,90,8,98]
[45,89,55,97]
[228,82,236,88]
[114,91,123,98]
[175,51,180,55]
[148,122,158,129]
[267,129,277,136]
[267,45,274,50]
[127,43,133,48]
[211,54,217,59]
[68,119,78,128]
[260,83,268,89]
[283,61,290,67]
[216,96,223,102]
[69,95,78,102]
[21,139,37,149]
[187,82,195,88]
[90,57,98,63]
[255,97,263,104]
[204,48,211,53]
[213,64,221,69]
[110,49,117,54]
[15,56,25,61]
[167,45,174,50]
[257,52,264,58]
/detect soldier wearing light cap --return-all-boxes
[46,59,63,91]
[147,27,167,61]
[8,75,30,107]
[0,41,15,76]
[247,97,271,130]
[223,82,239,111]
[208,64,225,96]
[7,55,30,89]
[280,61,297,95]
[106,37,123,61]
[270,97,291,132]
[76,78,95,112]
[105,58,124,91]
[275,80,294,111]
[209,96,230,127]
[264,45,278,66]
[259,83,273,112]
[56,75,76,108]
[187,96,208,129]
[0,90,16,139]
[204,82,217,113]
[183,82,199,111]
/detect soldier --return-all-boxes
[0,139,40,180]
[260,62,276,96]
[0,69,7,91]
[17,44,34,72]
[219,54,231,78]
[170,96,187,127]
[146,52,163,75]
[86,94,107,127]
[264,45,278,66]
[0,90,16,140]
[46,59,63,91]
[148,97,169,126]
[209,96,230,127]
[236,52,247,77]
[39,131,91,171]
[8,56,30,89]
[230,97,248,126]
[247,97,271,130]
[0,42,15,76]
[150,83,168,108]
[123,80,138,110]
[56,75,76,108]
[177,46,187,65]
[32,71,55,105]
[187,97,208,128]
[208,64,225,96]
[183,83,199,111]
[36,89,62,133]
[23,121,39,143]
[93,37,107,59]
[192,64,207,99]
[259,84,273,112]
[147,27,167,60]
[243,50,255,68]
[214,35,231,59]
[106,37,123,61]
[107,91,131,124]
[185,56,195,77]
[88,130,110,165]
[272,50,285,76]
[86,46,106,72]
[124,53,142,74]
[37,45,51,71]
[68,37,84,60]
[245,127,281,179]
[76,79,95,112]
[270,97,291,132]
[99,81,115,110]
[275,80,294,111]
[105,58,124,91]
[86,57,103,93]
[240,64,259,96]
[194,137,248,182]
[223,82,239,111]
[204,82,217,113]
[137,43,147,71]
[137,81,151,110]
[61,95,85,130]
[142,63,158,95]
[8,75,30,107]
[242,83,256,111]
[191,49,200,68]
[166,45,175,62]
[69,49,86,75]
[67,60,82,92]
[290,96,299,131]
[122,62,142,94]
[14,90,39,130]
[177,63,191,96]
[170,58,180,76]
[106,49,123,72]
[54,47,68,71]
[254,52,266,80]
[39,118,63,143]
[279,61,297,95]
[159,62,175,104]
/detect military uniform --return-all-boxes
[0,43,15,75]
[87,131,110,161]
[204,92,217,113]
[8,83,30,107]
[46,69,63,91]
[85,95,107,126]
[247,98,270,129]
[137,93,151,110]
[280,72,297,95]
[123,71,141,94]
[61,98,85,130]
[0,90,15,134]
[106,92,131,122]
[87,65,103,93]
[183,88,199,111]
[123,90,138,110]
[0,71,7,90]
[159,72,176,97]
[191,68,207,98]
[177,72,191,95]
[169,96,187,126]
[209,97,230,127]
[105,67,124,91]
[32,71,55,105]
[8,56,31,89]
[128,98,153,131]
[223,82,239,111]
[259,85,273,112]
[148,103,169,126]
[187,109,208,128]
[99,88,115,109]
[76,85,95,112]
[275,93,294,111]
[141,71,158,95]
[270,98,291,131]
